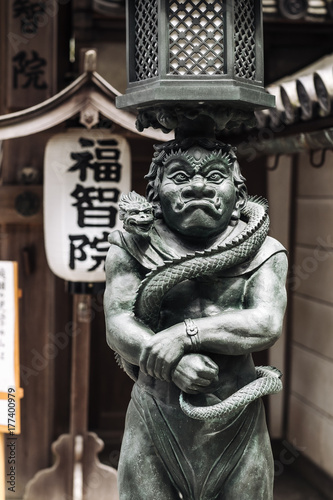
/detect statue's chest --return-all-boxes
[159,275,248,327]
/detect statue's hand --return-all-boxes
[139,329,186,382]
[172,354,219,394]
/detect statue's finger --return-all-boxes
[159,357,175,382]
[203,358,219,372]
[152,357,166,381]
[144,351,157,377]
[192,376,213,387]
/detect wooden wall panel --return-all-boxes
[92,42,127,94]
[2,129,62,185]
[52,277,72,440]
[0,186,43,225]
[126,135,156,195]
[266,155,293,438]
[296,199,333,248]
[293,246,333,303]
[5,0,57,110]
[89,296,133,442]
[287,151,333,480]
[290,345,333,416]
[288,394,321,465]
[292,295,333,360]
[297,151,333,197]
[288,394,333,478]
[0,224,56,498]
[267,155,293,249]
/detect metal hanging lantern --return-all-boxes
[117,0,274,126]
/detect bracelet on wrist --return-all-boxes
[184,318,200,352]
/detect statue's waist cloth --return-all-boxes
[120,375,274,500]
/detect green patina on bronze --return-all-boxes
[105,2,286,498]
[104,138,288,499]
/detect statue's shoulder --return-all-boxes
[105,230,130,265]
[108,230,123,247]
[261,236,287,257]
[107,229,159,270]
[107,230,143,260]
[221,236,287,278]
[107,223,181,270]
[246,236,287,274]
[106,230,140,266]
[105,231,149,280]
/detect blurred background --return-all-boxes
[1,1,333,498]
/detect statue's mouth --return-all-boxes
[138,224,151,232]
[175,198,222,214]
[129,220,152,232]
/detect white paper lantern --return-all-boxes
[44,130,131,282]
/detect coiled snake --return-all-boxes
[179,366,282,422]
[115,197,283,420]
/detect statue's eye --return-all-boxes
[171,171,189,183]
[206,171,224,183]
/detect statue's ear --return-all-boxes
[235,175,248,211]
[230,185,248,226]
[230,158,248,212]
[236,191,247,211]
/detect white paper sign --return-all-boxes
[0,262,16,393]
[44,130,131,282]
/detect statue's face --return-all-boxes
[158,146,237,238]
[123,202,154,237]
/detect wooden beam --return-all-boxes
[0,186,43,225]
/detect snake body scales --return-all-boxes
[114,197,283,420]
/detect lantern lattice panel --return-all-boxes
[118,0,274,112]
[134,0,159,81]
[234,0,256,80]
[169,0,224,76]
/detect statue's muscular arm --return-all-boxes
[140,251,288,382]
[104,243,219,392]
[104,244,154,364]
[105,244,287,389]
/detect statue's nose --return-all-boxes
[182,175,215,199]
[139,212,151,221]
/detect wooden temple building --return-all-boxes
[0,1,333,498]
